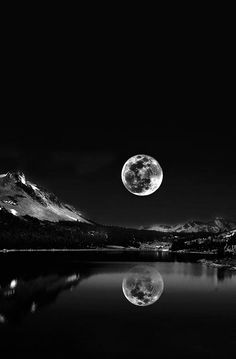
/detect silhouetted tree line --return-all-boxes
[0,211,162,250]
[0,209,235,252]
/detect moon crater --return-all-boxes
[121,154,163,196]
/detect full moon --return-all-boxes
[122,265,164,306]
[121,154,163,196]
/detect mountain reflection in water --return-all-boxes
[0,252,236,357]
[0,273,80,324]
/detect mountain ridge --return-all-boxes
[142,217,236,233]
[0,171,93,224]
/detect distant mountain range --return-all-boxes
[142,218,236,233]
[0,172,93,223]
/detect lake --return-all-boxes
[0,251,236,357]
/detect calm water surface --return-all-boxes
[0,252,235,358]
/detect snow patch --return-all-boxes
[30,183,38,191]
[9,209,18,216]
[66,214,78,221]
[2,199,16,206]
[18,174,26,184]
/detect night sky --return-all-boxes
[1,116,235,228]
[1,36,235,228]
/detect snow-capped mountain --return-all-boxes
[143,217,236,233]
[0,172,92,223]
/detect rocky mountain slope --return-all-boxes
[0,172,92,223]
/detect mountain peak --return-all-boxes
[10,171,26,184]
[214,217,223,224]
[14,171,26,184]
[0,171,26,185]
[0,170,93,224]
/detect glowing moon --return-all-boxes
[122,265,164,306]
[121,154,163,196]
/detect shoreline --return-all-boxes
[1,248,235,270]
[0,247,235,255]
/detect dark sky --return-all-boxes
[1,30,235,228]
[1,118,235,228]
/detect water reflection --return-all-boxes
[216,268,236,282]
[0,253,235,356]
[0,273,80,324]
[122,265,164,306]
[1,252,235,325]
[0,263,166,325]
